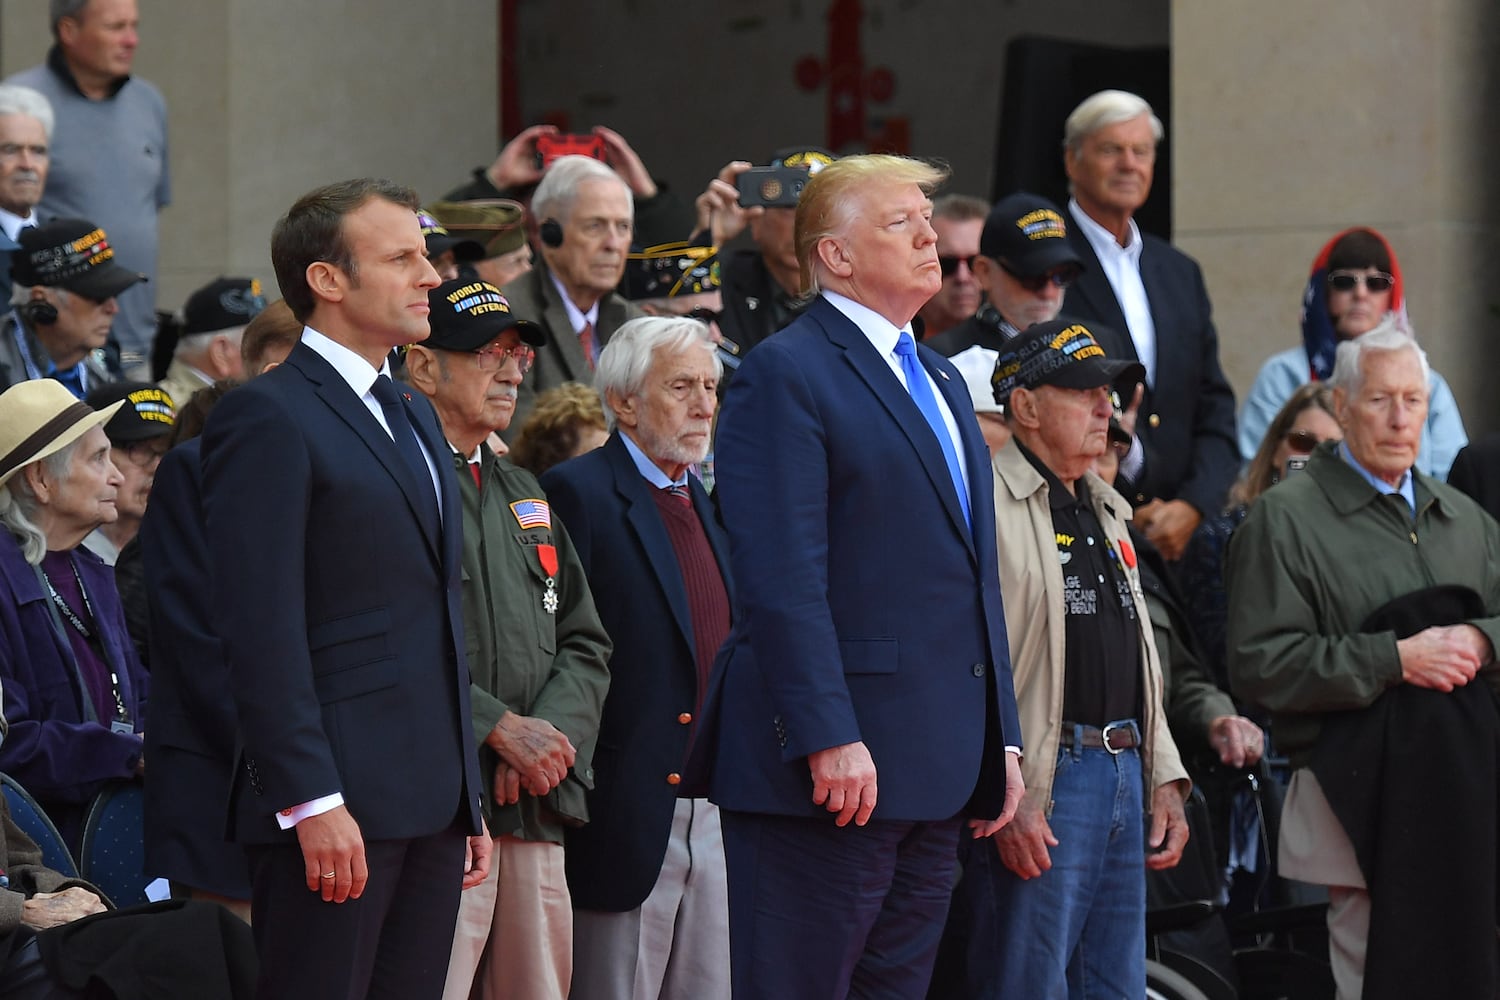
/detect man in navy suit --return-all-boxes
[140,298,300,923]
[199,178,490,999]
[542,315,734,1000]
[699,154,1025,999]
[1060,90,1238,560]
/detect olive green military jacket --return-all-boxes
[455,445,612,843]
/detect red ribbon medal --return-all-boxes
[536,544,559,614]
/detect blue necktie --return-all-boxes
[895,332,970,527]
[370,374,439,533]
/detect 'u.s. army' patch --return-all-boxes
[509,498,551,531]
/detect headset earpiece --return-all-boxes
[540,219,563,248]
[21,298,57,326]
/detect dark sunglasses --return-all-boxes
[938,255,978,277]
[686,307,721,325]
[1283,429,1325,452]
[1327,270,1394,293]
[999,260,1082,292]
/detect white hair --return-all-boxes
[0,441,79,565]
[530,155,633,226]
[1328,313,1430,396]
[594,315,720,431]
[0,84,54,140]
[1063,90,1164,154]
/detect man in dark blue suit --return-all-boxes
[139,300,301,922]
[699,154,1025,999]
[199,179,489,999]
[542,315,735,1000]
[1060,90,1239,561]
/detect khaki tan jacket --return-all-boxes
[991,438,1188,815]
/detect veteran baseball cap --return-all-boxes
[13,219,148,301]
[85,380,176,443]
[979,193,1084,276]
[424,279,545,351]
[621,242,722,301]
[183,277,268,336]
[991,319,1144,408]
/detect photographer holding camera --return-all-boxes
[688,147,837,371]
[441,124,694,249]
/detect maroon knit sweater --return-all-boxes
[650,488,731,711]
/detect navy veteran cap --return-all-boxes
[979,192,1084,276]
[417,210,485,263]
[621,242,721,301]
[991,319,1144,408]
[183,277,267,335]
[425,279,545,352]
[85,380,176,443]
[13,219,148,301]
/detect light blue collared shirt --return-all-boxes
[1338,441,1416,518]
[619,429,688,490]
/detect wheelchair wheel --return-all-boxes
[1147,958,1214,1000]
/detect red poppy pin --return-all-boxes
[1119,538,1136,569]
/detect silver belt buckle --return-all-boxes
[1100,721,1128,755]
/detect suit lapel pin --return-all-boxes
[938,371,950,380]
[402,391,412,402]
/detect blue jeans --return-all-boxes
[939,731,1145,999]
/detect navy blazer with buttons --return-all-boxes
[541,432,734,912]
[1063,207,1239,516]
[199,341,482,845]
[693,294,1021,823]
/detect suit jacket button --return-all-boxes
[666,773,682,786]
[678,712,693,725]
[972,663,986,677]
[1148,413,1161,428]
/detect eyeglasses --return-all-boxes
[472,343,535,374]
[1283,429,1327,453]
[1327,270,1394,293]
[938,255,978,277]
[999,260,1082,292]
[685,307,721,325]
[118,440,169,467]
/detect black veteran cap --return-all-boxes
[991,319,1144,408]
[183,277,268,335]
[85,381,176,443]
[14,219,148,300]
[621,242,721,301]
[416,210,485,263]
[425,279,545,351]
[979,192,1084,276]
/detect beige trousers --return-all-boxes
[1280,769,1369,1000]
[441,835,572,1000]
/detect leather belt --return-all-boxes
[1060,720,1140,754]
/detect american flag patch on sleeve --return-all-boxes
[509,499,552,531]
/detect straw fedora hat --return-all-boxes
[0,380,124,487]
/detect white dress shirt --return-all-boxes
[1069,198,1157,388]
